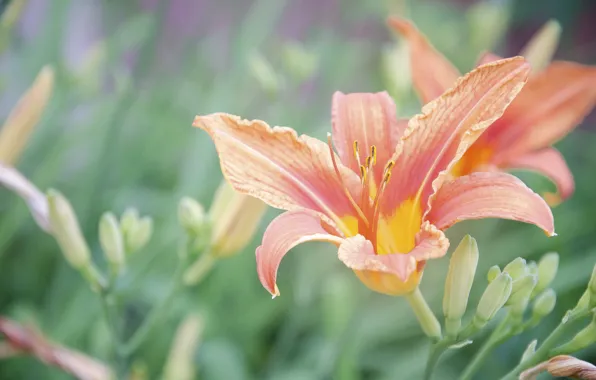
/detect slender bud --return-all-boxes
[466,1,509,50]
[125,216,153,253]
[0,66,54,165]
[99,212,125,274]
[532,288,556,319]
[281,42,318,84]
[381,41,411,104]
[526,261,538,277]
[588,264,596,308]
[520,20,561,73]
[553,315,596,354]
[47,189,91,269]
[161,313,203,380]
[209,181,267,258]
[503,257,527,280]
[533,252,559,296]
[248,52,281,97]
[508,274,538,316]
[521,340,538,363]
[474,272,512,328]
[178,197,206,235]
[120,208,139,237]
[443,235,479,337]
[487,265,501,283]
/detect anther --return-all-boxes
[371,146,377,165]
[359,165,367,181]
[365,156,372,169]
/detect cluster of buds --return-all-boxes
[439,236,559,343]
[179,181,267,285]
[99,209,153,276]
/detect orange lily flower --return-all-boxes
[389,17,596,205]
[193,58,554,297]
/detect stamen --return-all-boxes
[359,165,367,183]
[327,134,369,227]
[371,145,377,166]
[370,160,395,247]
[365,156,372,169]
[353,141,362,167]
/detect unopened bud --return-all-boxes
[487,265,501,283]
[47,189,91,269]
[120,208,139,237]
[281,42,318,84]
[209,181,267,258]
[474,272,512,327]
[533,252,559,296]
[248,52,281,97]
[588,264,596,308]
[520,19,561,73]
[99,212,125,274]
[0,66,54,165]
[381,41,411,103]
[161,313,203,380]
[466,1,509,50]
[508,274,538,316]
[178,197,206,235]
[521,340,537,363]
[553,315,596,355]
[125,216,152,253]
[532,288,556,319]
[526,261,538,277]
[503,257,527,280]
[443,235,479,337]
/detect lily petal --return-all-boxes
[490,62,596,160]
[194,113,362,226]
[426,172,555,236]
[388,17,460,103]
[338,235,416,281]
[505,148,574,205]
[255,210,344,297]
[332,92,407,180]
[385,57,530,215]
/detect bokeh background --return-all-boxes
[1,0,596,378]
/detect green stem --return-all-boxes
[460,317,510,380]
[406,288,442,340]
[424,340,452,380]
[98,285,127,378]
[499,310,589,380]
[121,255,188,356]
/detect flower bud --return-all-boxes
[588,264,596,308]
[443,235,479,337]
[508,274,538,316]
[487,265,501,283]
[532,288,556,319]
[474,272,512,327]
[47,189,91,269]
[533,252,559,296]
[553,315,596,354]
[161,313,203,380]
[281,42,318,84]
[503,257,527,280]
[521,339,537,363]
[209,181,267,258]
[248,52,281,98]
[520,19,561,73]
[125,216,153,253]
[381,41,411,104]
[0,66,54,165]
[178,197,206,235]
[99,212,125,274]
[120,208,139,237]
[466,1,509,50]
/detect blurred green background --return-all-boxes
[1,0,596,378]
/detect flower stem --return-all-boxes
[121,255,189,357]
[499,310,589,380]
[460,317,510,380]
[424,340,451,380]
[406,287,442,340]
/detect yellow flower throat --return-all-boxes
[328,137,422,255]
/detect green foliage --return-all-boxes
[0,0,595,379]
